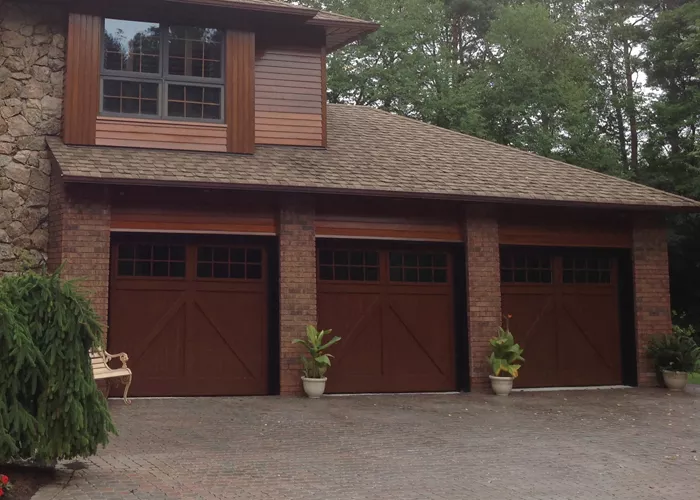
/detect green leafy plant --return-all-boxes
[0,268,116,463]
[647,325,700,374]
[292,325,341,379]
[488,316,525,378]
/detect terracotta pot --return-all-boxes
[662,370,688,392]
[489,375,514,396]
[302,377,327,398]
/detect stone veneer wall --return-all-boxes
[0,0,65,273]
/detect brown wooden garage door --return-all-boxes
[109,236,268,396]
[500,248,622,388]
[317,244,456,393]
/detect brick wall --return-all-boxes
[279,198,317,396]
[633,216,672,387]
[48,176,111,333]
[465,207,502,392]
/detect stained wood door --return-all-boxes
[109,237,268,396]
[317,245,456,393]
[500,249,622,388]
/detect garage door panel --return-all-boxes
[501,248,622,388]
[319,245,456,394]
[109,238,269,397]
[385,295,453,378]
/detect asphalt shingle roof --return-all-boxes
[47,104,700,210]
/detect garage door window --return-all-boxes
[501,252,552,283]
[117,244,186,277]
[562,257,611,284]
[389,252,448,283]
[319,250,379,282]
[197,246,263,280]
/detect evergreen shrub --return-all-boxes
[0,269,115,463]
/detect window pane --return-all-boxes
[167,84,221,120]
[103,19,160,74]
[103,80,158,116]
[118,261,134,276]
[231,264,245,279]
[168,26,223,79]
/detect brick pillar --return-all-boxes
[279,199,317,396]
[465,207,502,392]
[49,174,111,335]
[633,216,672,387]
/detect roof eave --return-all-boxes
[55,171,700,213]
[165,0,318,18]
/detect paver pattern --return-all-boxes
[34,388,699,500]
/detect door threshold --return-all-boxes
[327,391,461,397]
[513,385,632,392]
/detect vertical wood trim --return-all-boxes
[321,47,327,148]
[226,30,256,154]
[64,13,100,145]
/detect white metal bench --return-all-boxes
[90,349,133,404]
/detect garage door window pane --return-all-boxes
[563,257,612,284]
[389,252,449,283]
[117,244,186,278]
[197,246,264,280]
[501,251,552,284]
[318,250,380,282]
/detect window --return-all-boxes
[102,19,224,121]
[197,247,263,280]
[117,244,186,277]
[319,250,380,282]
[501,253,552,284]
[389,252,448,283]
[563,257,612,284]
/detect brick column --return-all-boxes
[633,216,672,387]
[465,207,501,392]
[48,174,111,334]
[279,198,317,396]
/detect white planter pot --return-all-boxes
[489,375,514,396]
[662,370,688,392]
[302,377,327,398]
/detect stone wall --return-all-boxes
[0,0,65,273]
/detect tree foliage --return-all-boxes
[302,0,700,325]
[0,270,115,462]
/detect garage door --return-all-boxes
[500,248,622,388]
[109,236,268,396]
[317,244,456,393]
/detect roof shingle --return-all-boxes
[48,104,700,210]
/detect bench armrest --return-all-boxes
[105,352,129,369]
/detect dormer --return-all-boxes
[61,0,377,153]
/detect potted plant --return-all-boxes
[487,317,525,396]
[293,325,341,398]
[647,326,700,391]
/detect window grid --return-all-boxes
[197,246,263,280]
[563,257,612,284]
[319,250,380,282]
[101,19,224,122]
[103,80,159,116]
[501,254,552,284]
[117,244,186,277]
[389,252,449,283]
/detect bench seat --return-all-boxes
[90,349,133,404]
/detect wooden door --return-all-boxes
[500,249,622,388]
[317,244,456,393]
[109,237,268,396]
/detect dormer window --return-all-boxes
[101,19,224,122]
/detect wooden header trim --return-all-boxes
[111,208,277,235]
[64,13,101,145]
[315,217,462,242]
[96,117,227,152]
[499,224,632,248]
[227,30,256,154]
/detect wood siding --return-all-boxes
[226,31,256,154]
[255,47,323,147]
[95,117,227,152]
[64,13,101,145]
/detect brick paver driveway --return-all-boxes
[34,389,698,500]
